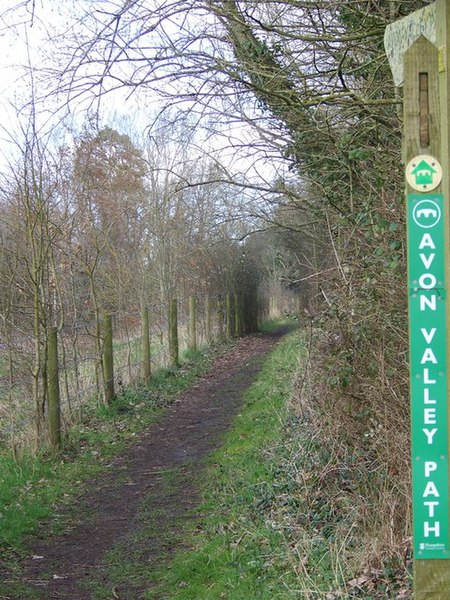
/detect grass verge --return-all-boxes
[146,329,306,599]
[0,339,233,597]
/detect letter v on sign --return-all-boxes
[421,328,437,344]
[420,253,435,269]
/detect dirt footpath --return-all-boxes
[16,328,290,599]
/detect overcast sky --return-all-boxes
[0,1,285,185]
[0,2,205,158]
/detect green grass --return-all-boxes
[257,316,297,333]
[137,326,408,600]
[146,330,306,599]
[0,325,316,600]
[0,339,233,598]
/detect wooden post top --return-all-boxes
[384,4,436,86]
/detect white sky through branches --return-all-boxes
[0,0,285,186]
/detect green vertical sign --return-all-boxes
[408,193,450,559]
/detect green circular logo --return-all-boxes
[413,199,441,229]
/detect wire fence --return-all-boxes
[0,296,226,451]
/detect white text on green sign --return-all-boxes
[408,193,450,559]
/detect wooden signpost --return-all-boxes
[385,1,450,597]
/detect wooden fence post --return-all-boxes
[205,293,212,342]
[413,3,450,595]
[234,293,241,337]
[47,326,61,450]
[251,290,259,333]
[226,293,232,339]
[217,296,224,338]
[141,305,151,381]
[102,313,115,405]
[243,291,257,334]
[385,10,450,594]
[404,11,450,595]
[188,296,197,350]
[169,298,179,366]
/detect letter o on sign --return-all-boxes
[419,273,437,289]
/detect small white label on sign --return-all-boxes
[406,155,442,192]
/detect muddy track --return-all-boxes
[9,328,291,599]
